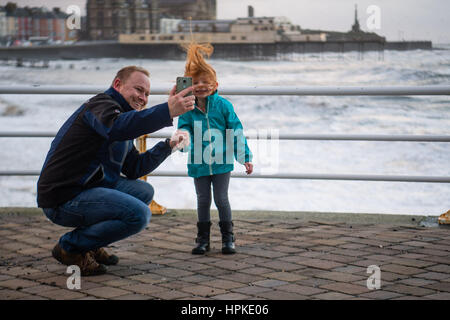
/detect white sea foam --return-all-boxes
[0,46,449,215]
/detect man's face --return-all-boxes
[113,71,150,111]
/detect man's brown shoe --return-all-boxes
[91,248,119,266]
[78,252,108,276]
[52,243,82,266]
[52,244,107,276]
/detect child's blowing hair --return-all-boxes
[183,42,217,83]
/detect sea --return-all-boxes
[0,45,449,215]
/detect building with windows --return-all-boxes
[0,3,76,44]
[119,16,326,44]
[87,0,216,40]
[0,8,7,40]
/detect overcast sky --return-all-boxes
[7,0,450,43]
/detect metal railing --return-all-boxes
[1,131,450,142]
[1,84,450,96]
[0,85,449,183]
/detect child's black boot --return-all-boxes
[219,221,236,254]
[192,221,211,255]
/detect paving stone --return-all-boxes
[426,264,450,273]
[211,292,251,300]
[82,286,132,299]
[103,278,141,287]
[251,279,288,288]
[152,267,195,278]
[373,271,408,282]
[255,290,310,300]
[294,258,346,270]
[180,285,226,297]
[21,284,58,295]
[414,272,450,280]
[263,271,308,282]
[382,284,435,296]
[277,283,326,296]
[310,238,348,246]
[111,293,151,300]
[259,260,304,271]
[319,282,371,295]
[380,264,424,276]
[332,265,367,274]
[124,283,168,295]
[423,282,450,292]
[364,254,398,262]
[359,290,404,300]
[158,280,193,290]
[239,267,273,275]
[232,285,272,295]
[0,278,39,290]
[150,290,193,300]
[0,266,43,277]
[197,268,233,277]
[315,253,359,264]
[310,292,354,300]
[0,288,33,300]
[37,288,87,300]
[331,248,372,257]
[218,272,265,284]
[423,292,450,300]
[398,278,437,287]
[296,277,334,288]
[338,243,369,250]
[315,271,366,283]
[207,260,253,271]
[202,279,246,290]
[389,258,436,268]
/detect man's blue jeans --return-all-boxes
[43,177,154,254]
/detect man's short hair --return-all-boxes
[112,66,150,85]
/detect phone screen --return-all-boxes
[176,77,193,96]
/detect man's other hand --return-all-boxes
[168,85,196,118]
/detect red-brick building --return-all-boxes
[1,3,77,44]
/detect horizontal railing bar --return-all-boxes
[1,170,449,183]
[1,131,449,142]
[0,85,449,96]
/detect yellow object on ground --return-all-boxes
[438,210,450,225]
[149,200,167,215]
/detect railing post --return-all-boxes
[136,134,167,215]
[137,134,148,182]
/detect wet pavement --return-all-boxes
[1,209,449,300]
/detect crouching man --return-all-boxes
[37,66,195,276]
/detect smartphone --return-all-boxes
[176,77,193,96]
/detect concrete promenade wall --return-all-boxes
[0,41,432,61]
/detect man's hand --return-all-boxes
[244,162,253,175]
[168,85,196,118]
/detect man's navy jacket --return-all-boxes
[37,87,173,209]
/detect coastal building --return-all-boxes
[119,15,326,44]
[31,8,68,42]
[0,3,76,44]
[0,8,7,39]
[86,0,216,40]
[5,9,18,42]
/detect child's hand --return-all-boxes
[244,162,253,175]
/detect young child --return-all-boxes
[178,42,253,255]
